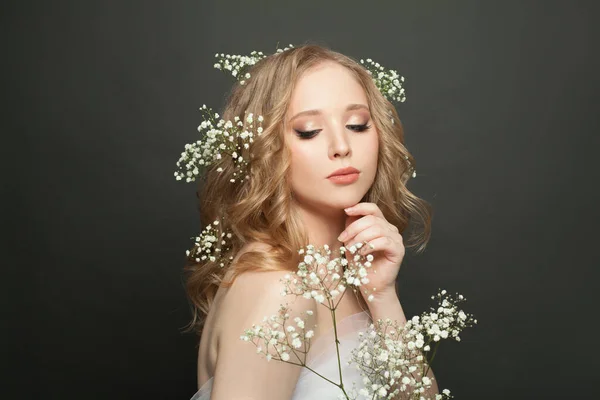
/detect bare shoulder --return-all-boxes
[219,240,314,332]
[220,263,315,332]
[210,243,318,399]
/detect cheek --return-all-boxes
[363,133,379,165]
[289,144,319,179]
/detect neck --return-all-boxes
[293,200,347,259]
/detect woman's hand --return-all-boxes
[337,202,405,302]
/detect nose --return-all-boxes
[328,123,351,159]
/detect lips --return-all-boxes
[327,166,360,178]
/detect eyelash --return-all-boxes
[294,123,372,140]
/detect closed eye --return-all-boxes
[294,123,372,140]
[294,129,321,139]
[347,123,371,132]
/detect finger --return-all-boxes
[339,214,380,243]
[344,202,385,219]
[357,235,392,256]
[341,202,387,240]
[345,225,385,251]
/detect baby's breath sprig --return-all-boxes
[274,43,296,53]
[360,58,407,104]
[213,50,265,85]
[212,45,408,106]
[281,244,346,306]
[341,242,381,302]
[240,243,478,400]
[240,304,316,364]
[213,44,295,85]
[185,217,234,268]
[279,243,379,311]
[174,104,265,184]
[347,289,477,399]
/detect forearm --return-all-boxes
[367,288,440,397]
[367,287,407,328]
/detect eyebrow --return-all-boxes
[289,103,370,122]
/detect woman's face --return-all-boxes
[284,61,379,213]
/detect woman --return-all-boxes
[182,44,437,399]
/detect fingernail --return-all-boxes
[338,232,347,241]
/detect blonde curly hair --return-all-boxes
[181,43,432,337]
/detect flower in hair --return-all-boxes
[213,50,265,86]
[213,44,408,105]
[360,58,407,104]
[213,44,295,85]
[174,104,265,184]
[185,217,234,268]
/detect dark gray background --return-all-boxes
[3,0,599,398]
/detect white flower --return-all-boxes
[237,246,477,399]
[175,105,265,184]
[377,351,389,362]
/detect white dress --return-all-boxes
[190,310,372,400]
